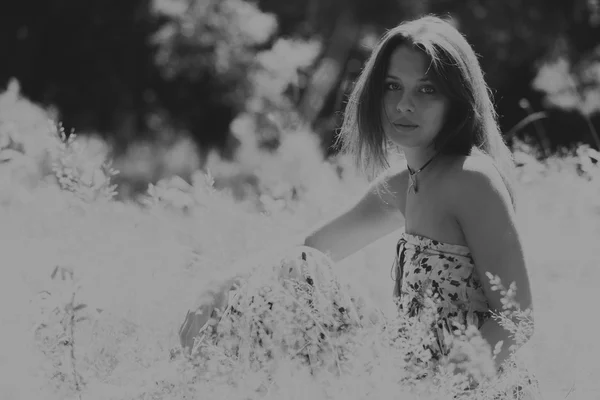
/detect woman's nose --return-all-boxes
[396,94,415,113]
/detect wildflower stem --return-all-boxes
[67,291,82,399]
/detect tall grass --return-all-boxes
[1,87,599,399]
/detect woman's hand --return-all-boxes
[178,241,306,354]
[178,274,246,354]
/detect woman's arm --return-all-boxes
[179,169,407,352]
[451,160,534,372]
[304,169,408,262]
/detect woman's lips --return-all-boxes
[393,123,419,130]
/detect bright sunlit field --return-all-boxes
[1,90,599,399]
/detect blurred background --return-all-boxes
[0,0,599,203]
[1,4,600,398]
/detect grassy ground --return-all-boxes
[1,147,599,399]
[2,77,600,399]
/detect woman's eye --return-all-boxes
[420,85,436,94]
[385,82,401,91]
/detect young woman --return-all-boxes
[179,14,536,395]
[305,14,534,371]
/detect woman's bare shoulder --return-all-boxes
[371,166,410,215]
[459,154,505,186]
[445,154,512,211]
[379,165,410,190]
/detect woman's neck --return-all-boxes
[403,146,440,171]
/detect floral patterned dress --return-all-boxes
[178,238,541,398]
[392,232,492,360]
[392,232,543,399]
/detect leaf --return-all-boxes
[58,267,74,281]
[73,304,87,312]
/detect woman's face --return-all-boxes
[381,45,450,150]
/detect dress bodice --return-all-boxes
[392,232,491,358]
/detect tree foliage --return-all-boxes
[0,0,598,159]
[148,0,278,154]
[426,0,600,151]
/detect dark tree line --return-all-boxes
[1,0,599,159]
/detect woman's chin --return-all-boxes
[386,134,419,149]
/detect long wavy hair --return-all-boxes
[336,15,516,207]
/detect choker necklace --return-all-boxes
[407,152,439,194]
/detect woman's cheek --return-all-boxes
[382,99,396,120]
[425,100,447,121]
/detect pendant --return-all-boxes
[406,151,440,195]
[409,174,418,194]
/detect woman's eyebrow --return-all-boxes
[385,74,432,82]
